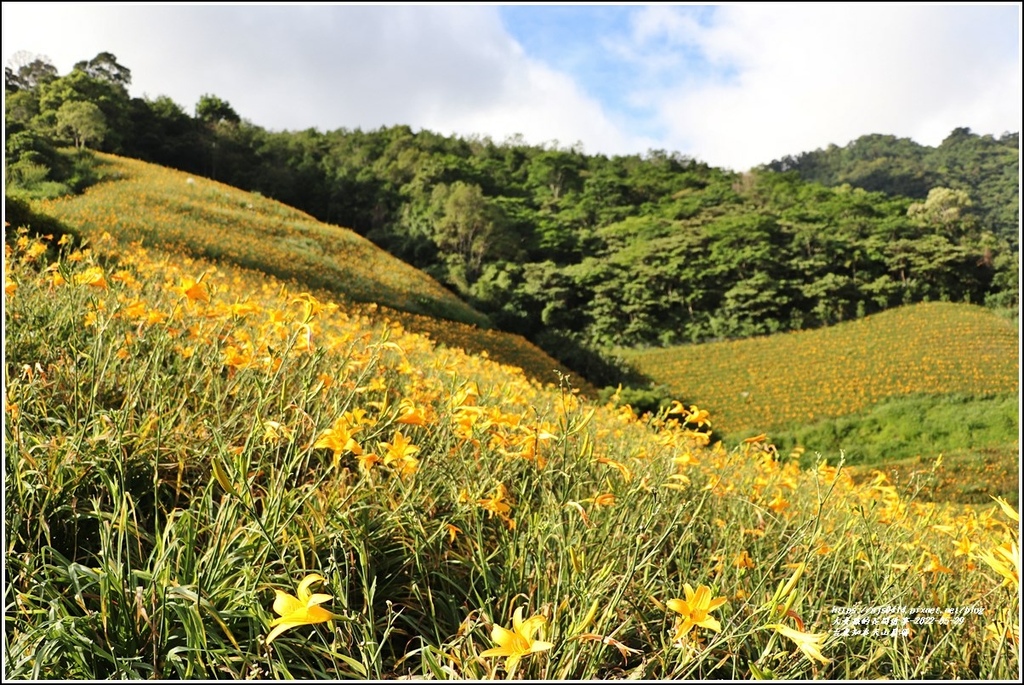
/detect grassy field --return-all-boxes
[4,224,1019,679]
[847,447,1019,507]
[621,303,1019,436]
[761,394,1019,506]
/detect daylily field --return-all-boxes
[3,161,1020,679]
[623,302,1019,437]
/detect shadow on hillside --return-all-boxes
[4,195,77,246]
[530,330,680,410]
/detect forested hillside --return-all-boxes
[765,130,1019,248]
[6,52,1019,389]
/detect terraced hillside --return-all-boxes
[622,302,1019,435]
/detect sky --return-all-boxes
[3,3,1021,171]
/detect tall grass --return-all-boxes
[4,230,1019,679]
[768,394,1019,465]
[765,395,1019,505]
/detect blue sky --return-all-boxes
[3,4,1020,170]
[499,5,728,143]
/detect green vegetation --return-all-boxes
[20,154,585,389]
[770,394,1019,467]
[4,144,104,200]
[35,153,490,328]
[767,394,1020,505]
[765,129,1020,248]
[5,49,1020,681]
[849,447,1020,507]
[5,230,1019,680]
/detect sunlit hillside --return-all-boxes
[28,153,590,390]
[37,153,490,326]
[622,302,1019,436]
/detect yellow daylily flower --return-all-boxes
[977,540,1020,587]
[178,277,209,303]
[382,431,420,467]
[314,416,363,465]
[73,266,107,289]
[667,583,727,639]
[953,535,976,557]
[266,574,340,645]
[685,405,711,427]
[768,623,831,665]
[480,606,553,673]
[991,496,1020,522]
[396,398,429,426]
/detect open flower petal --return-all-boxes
[481,607,552,673]
[265,574,338,645]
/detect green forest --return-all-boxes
[5,52,1019,390]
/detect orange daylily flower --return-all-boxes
[314,416,363,465]
[73,266,107,289]
[396,398,429,426]
[685,405,711,428]
[597,457,632,481]
[922,553,952,575]
[734,550,755,569]
[478,484,513,518]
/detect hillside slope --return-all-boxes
[622,302,1019,435]
[37,153,490,327]
[29,153,587,390]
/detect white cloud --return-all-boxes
[631,4,1021,170]
[2,4,648,154]
[3,4,1018,170]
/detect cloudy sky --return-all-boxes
[3,3,1020,171]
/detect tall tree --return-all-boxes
[5,52,58,91]
[195,94,241,124]
[55,100,107,149]
[906,186,976,240]
[432,181,503,289]
[73,51,132,88]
